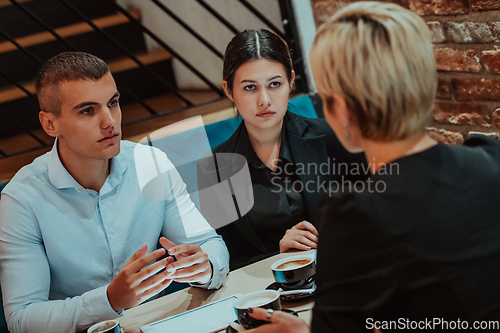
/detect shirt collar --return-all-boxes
[238,121,293,170]
[48,138,128,193]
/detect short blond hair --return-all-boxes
[310,1,436,141]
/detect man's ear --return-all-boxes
[39,111,59,138]
[222,81,234,102]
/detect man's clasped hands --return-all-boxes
[107,237,213,311]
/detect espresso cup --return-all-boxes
[233,290,281,329]
[88,319,120,333]
[271,255,316,287]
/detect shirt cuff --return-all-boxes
[82,284,121,323]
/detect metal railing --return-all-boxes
[0,0,308,160]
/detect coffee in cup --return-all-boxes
[271,254,316,289]
[276,259,312,270]
[233,290,281,329]
[87,319,120,333]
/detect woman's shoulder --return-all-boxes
[442,135,500,172]
[461,135,500,158]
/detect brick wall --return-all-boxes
[310,0,500,144]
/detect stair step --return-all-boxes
[0,49,172,104]
[109,50,172,74]
[0,0,32,8]
[120,90,223,124]
[0,0,119,42]
[0,9,141,54]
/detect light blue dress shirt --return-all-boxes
[0,140,229,333]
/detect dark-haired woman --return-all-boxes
[198,29,366,270]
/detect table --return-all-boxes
[118,251,315,332]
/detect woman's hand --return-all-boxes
[279,221,318,253]
[245,308,310,333]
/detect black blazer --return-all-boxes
[198,111,366,269]
[313,136,500,332]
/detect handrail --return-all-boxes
[0,28,44,65]
[150,0,223,59]
[104,0,225,97]
[56,0,194,106]
[195,0,240,35]
[238,0,285,39]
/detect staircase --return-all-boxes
[0,0,307,184]
[0,0,234,183]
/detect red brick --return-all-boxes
[312,0,408,25]
[428,21,446,43]
[445,22,495,43]
[409,0,468,15]
[482,51,500,74]
[494,108,500,128]
[471,0,500,12]
[488,22,500,40]
[453,79,500,101]
[433,102,491,127]
[427,127,464,144]
[435,48,481,73]
[437,78,452,100]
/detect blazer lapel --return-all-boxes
[286,114,329,225]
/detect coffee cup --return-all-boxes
[233,290,281,329]
[271,255,316,288]
[88,319,120,333]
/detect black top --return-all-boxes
[198,111,367,270]
[242,120,308,251]
[313,136,500,332]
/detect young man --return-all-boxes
[0,52,229,333]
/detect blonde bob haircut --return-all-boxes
[310,1,436,141]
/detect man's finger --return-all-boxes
[173,270,210,283]
[138,277,173,304]
[136,269,174,294]
[128,248,166,273]
[159,237,177,253]
[170,261,210,278]
[166,250,207,272]
[165,243,198,257]
[124,244,148,267]
[136,258,170,282]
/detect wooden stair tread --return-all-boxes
[108,49,172,74]
[0,9,141,54]
[0,0,32,9]
[0,49,172,104]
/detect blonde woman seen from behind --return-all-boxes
[247,2,500,332]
